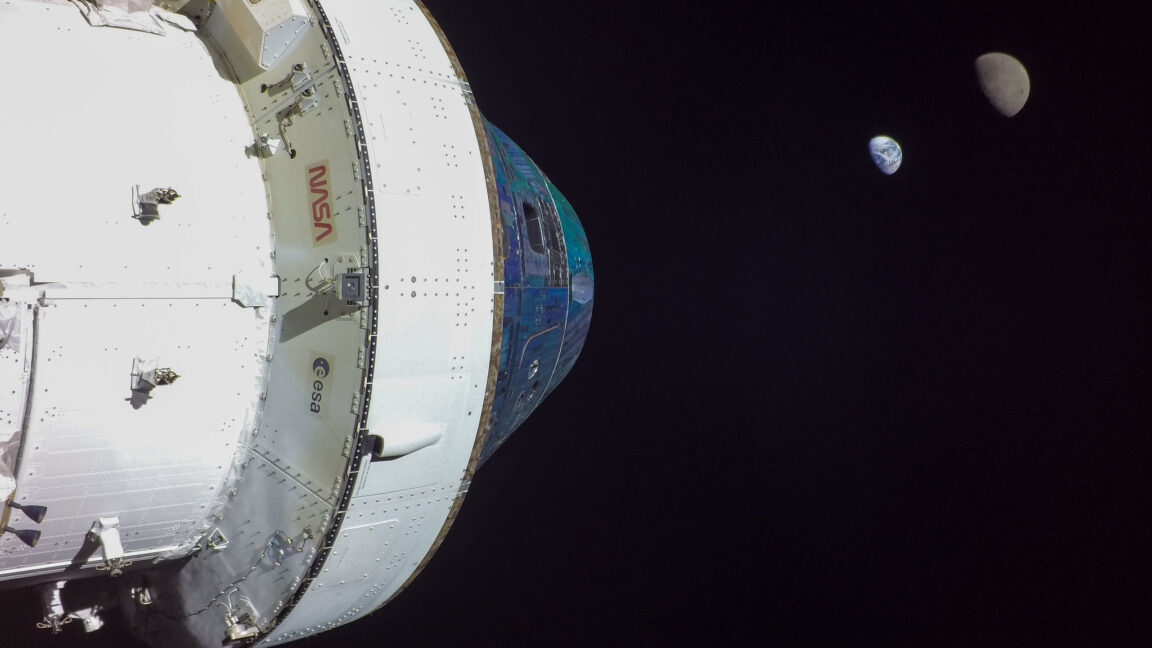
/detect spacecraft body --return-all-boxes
[0,0,592,645]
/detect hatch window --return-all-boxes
[522,200,545,255]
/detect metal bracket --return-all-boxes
[89,517,132,577]
[72,606,105,633]
[226,616,260,641]
[206,527,229,551]
[220,587,260,641]
[264,530,290,566]
[132,185,180,225]
[262,63,319,113]
[130,585,154,606]
[248,133,284,158]
[130,357,179,407]
[35,581,72,634]
[263,527,313,566]
[267,63,328,158]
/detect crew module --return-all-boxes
[0,0,594,645]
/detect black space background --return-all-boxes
[5,0,1152,645]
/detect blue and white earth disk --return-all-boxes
[868,135,902,175]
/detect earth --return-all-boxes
[869,135,902,175]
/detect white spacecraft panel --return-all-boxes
[0,302,31,474]
[332,0,496,497]
[214,0,310,69]
[255,0,498,642]
[0,1,272,577]
[0,1,528,643]
[124,13,374,641]
[149,446,336,645]
[0,2,272,285]
[240,45,369,507]
[0,299,267,575]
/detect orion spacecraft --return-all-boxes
[0,0,593,645]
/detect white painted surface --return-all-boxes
[215,0,310,69]
[0,0,272,576]
[0,1,500,645]
[257,0,497,643]
[0,301,31,474]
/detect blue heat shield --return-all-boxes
[479,121,594,464]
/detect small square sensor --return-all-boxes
[337,272,367,303]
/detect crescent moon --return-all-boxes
[975,52,1030,117]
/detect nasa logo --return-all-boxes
[309,355,333,415]
[308,161,336,245]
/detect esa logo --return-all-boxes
[309,356,333,415]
